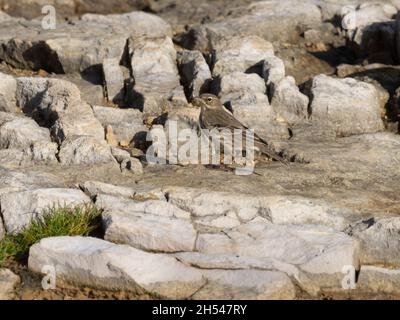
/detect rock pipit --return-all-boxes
[192,93,288,165]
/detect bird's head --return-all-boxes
[192,93,221,110]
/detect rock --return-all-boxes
[81,11,172,38]
[28,236,205,299]
[119,157,144,174]
[271,76,309,125]
[102,58,126,104]
[262,56,286,88]
[0,111,18,126]
[0,188,90,234]
[341,3,397,62]
[0,269,20,300]
[178,0,322,51]
[352,217,400,266]
[195,221,359,295]
[177,49,212,99]
[166,187,360,231]
[0,11,171,74]
[0,149,30,167]
[51,109,105,144]
[127,36,182,116]
[211,36,274,77]
[92,106,147,146]
[58,135,115,165]
[304,74,385,136]
[0,72,17,113]
[0,166,61,192]
[83,181,165,201]
[16,77,104,142]
[0,219,5,240]
[29,141,58,163]
[193,269,296,300]
[357,265,400,296]
[213,72,289,140]
[0,117,51,149]
[103,200,197,252]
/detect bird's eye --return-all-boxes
[207,97,213,102]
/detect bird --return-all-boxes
[192,93,289,165]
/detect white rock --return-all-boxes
[357,265,400,295]
[306,75,384,136]
[0,188,90,234]
[81,11,173,38]
[0,269,20,300]
[81,181,136,198]
[271,76,309,125]
[58,135,115,165]
[341,3,396,45]
[28,236,205,299]
[177,50,212,99]
[51,106,105,143]
[193,269,296,300]
[262,55,286,88]
[0,117,51,149]
[90,184,165,201]
[103,204,197,253]
[196,222,359,295]
[0,72,17,113]
[97,194,189,219]
[102,58,126,103]
[352,217,400,266]
[0,219,5,240]
[92,105,146,145]
[212,36,274,77]
[119,157,143,174]
[128,36,182,115]
[30,141,58,163]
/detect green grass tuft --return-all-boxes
[0,203,102,267]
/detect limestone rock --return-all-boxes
[103,200,197,252]
[92,106,147,145]
[28,236,205,299]
[352,217,400,266]
[177,49,212,99]
[0,269,20,300]
[357,265,400,296]
[0,72,17,113]
[212,36,274,77]
[58,135,115,165]
[305,75,385,136]
[193,269,296,300]
[0,117,51,150]
[271,76,309,125]
[0,188,90,234]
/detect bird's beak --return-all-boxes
[191,97,203,108]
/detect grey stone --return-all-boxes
[305,75,385,136]
[0,269,20,300]
[28,236,205,299]
[102,200,197,252]
[177,50,212,99]
[92,105,146,145]
[0,72,17,113]
[58,135,115,165]
[0,117,51,150]
[271,76,309,126]
[0,188,90,234]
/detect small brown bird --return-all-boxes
[192,93,288,165]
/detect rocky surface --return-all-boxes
[0,0,399,300]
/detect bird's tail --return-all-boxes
[255,141,290,166]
